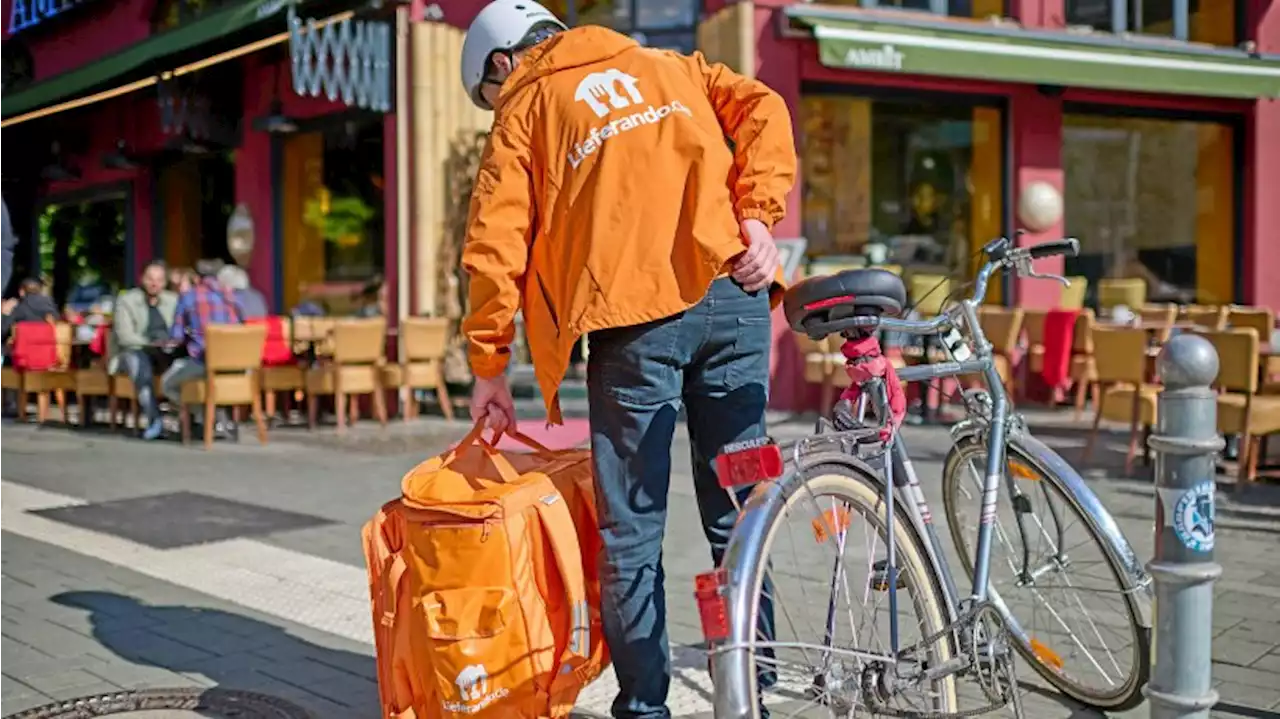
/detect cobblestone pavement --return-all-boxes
[3,408,1280,718]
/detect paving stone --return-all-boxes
[19,668,120,696]
[1252,651,1280,673]
[1213,637,1277,667]
[1213,680,1280,712]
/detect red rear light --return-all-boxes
[694,569,731,643]
[715,437,783,489]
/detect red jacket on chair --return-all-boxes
[11,321,59,371]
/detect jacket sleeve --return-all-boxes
[687,52,797,229]
[113,294,148,349]
[461,122,536,380]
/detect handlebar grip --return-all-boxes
[1028,238,1080,259]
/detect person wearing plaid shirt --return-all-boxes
[161,259,245,436]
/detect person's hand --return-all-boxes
[470,374,516,436]
[1,298,16,315]
[731,218,780,293]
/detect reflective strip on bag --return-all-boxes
[569,600,589,656]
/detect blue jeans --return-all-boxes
[588,278,776,719]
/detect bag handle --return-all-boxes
[438,422,521,483]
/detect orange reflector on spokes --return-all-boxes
[811,506,852,544]
[1009,461,1040,481]
[1030,638,1064,670]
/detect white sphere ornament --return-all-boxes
[1018,181,1063,233]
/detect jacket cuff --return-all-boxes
[470,351,511,380]
[738,207,777,230]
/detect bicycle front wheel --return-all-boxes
[736,459,958,718]
[941,439,1150,710]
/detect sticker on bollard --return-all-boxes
[1172,480,1215,552]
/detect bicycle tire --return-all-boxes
[941,438,1150,711]
[739,459,958,717]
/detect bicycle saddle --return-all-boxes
[783,268,907,335]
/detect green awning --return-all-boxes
[788,6,1280,100]
[2,0,286,118]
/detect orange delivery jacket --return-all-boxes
[461,25,798,424]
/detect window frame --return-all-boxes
[1065,0,1245,44]
[563,0,699,51]
[1061,100,1247,304]
[797,82,1014,302]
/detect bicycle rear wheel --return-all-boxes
[733,458,958,718]
[941,438,1150,710]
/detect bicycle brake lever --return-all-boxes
[1013,256,1070,286]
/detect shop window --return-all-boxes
[151,0,231,32]
[37,195,129,311]
[1065,0,1238,45]
[547,0,699,52]
[799,94,1004,297]
[1063,113,1236,306]
[282,116,385,314]
[803,0,1007,20]
[2,40,34,93]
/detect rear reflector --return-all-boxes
[694,569,731,643]
[715,437,783,488]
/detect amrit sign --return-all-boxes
[7,0,95,35]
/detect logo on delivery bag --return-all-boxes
[442,663,509,714]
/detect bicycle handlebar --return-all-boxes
[873,237,1080,336]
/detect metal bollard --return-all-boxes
[1145,334,1224,719]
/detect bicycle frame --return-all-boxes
[710,244,1152,719]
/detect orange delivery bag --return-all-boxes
[361,423,610,718]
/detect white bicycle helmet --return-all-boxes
[461,0,567,109]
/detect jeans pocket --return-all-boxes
[589,319,683,405]
[726,316,772,392]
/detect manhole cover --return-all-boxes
[5,688,312,719]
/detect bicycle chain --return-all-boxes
[861,602,1023,719]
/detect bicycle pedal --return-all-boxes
[869,559,906,591]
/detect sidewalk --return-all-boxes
[3,411,1280,717]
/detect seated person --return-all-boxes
[2,278,59,342]
[109,261,178,440]
[217,264,269,320]
[162,259,244,438]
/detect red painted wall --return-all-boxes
[37,92,172,277]
[1245,0,1280,310]
[3,0,152,81]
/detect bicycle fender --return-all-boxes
[713,453,885,719]
[951,424,1153,629]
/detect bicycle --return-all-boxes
[696,237,1153,718]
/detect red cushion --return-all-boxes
[248,317,295,367]
[12,322,59,371]
[1040,309,1081,389]
[89,324,110,357]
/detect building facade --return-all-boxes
[4,0,1279,409]
[695,0,1280,409]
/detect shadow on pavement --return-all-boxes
[49,590,378,718]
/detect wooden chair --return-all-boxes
[1097,278,1147,313]
[1070,309,1098,420]
[254,316,307,419]
[306,318,388,432]
[1182,305,1227,330]
[1083,326,1159,475]
[909,274,952,317]
[2,321,74,423]
[795,333,846,416]
[176,324,270,449]
[382,317,455,421]
[976,306,1024,393]
[1060,277,1088,310]
[1138,303,1177,344]
[292,316,337,358]
[74,324,121,429]
[1199,328,1280,485]
[1227,306,1280,393]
